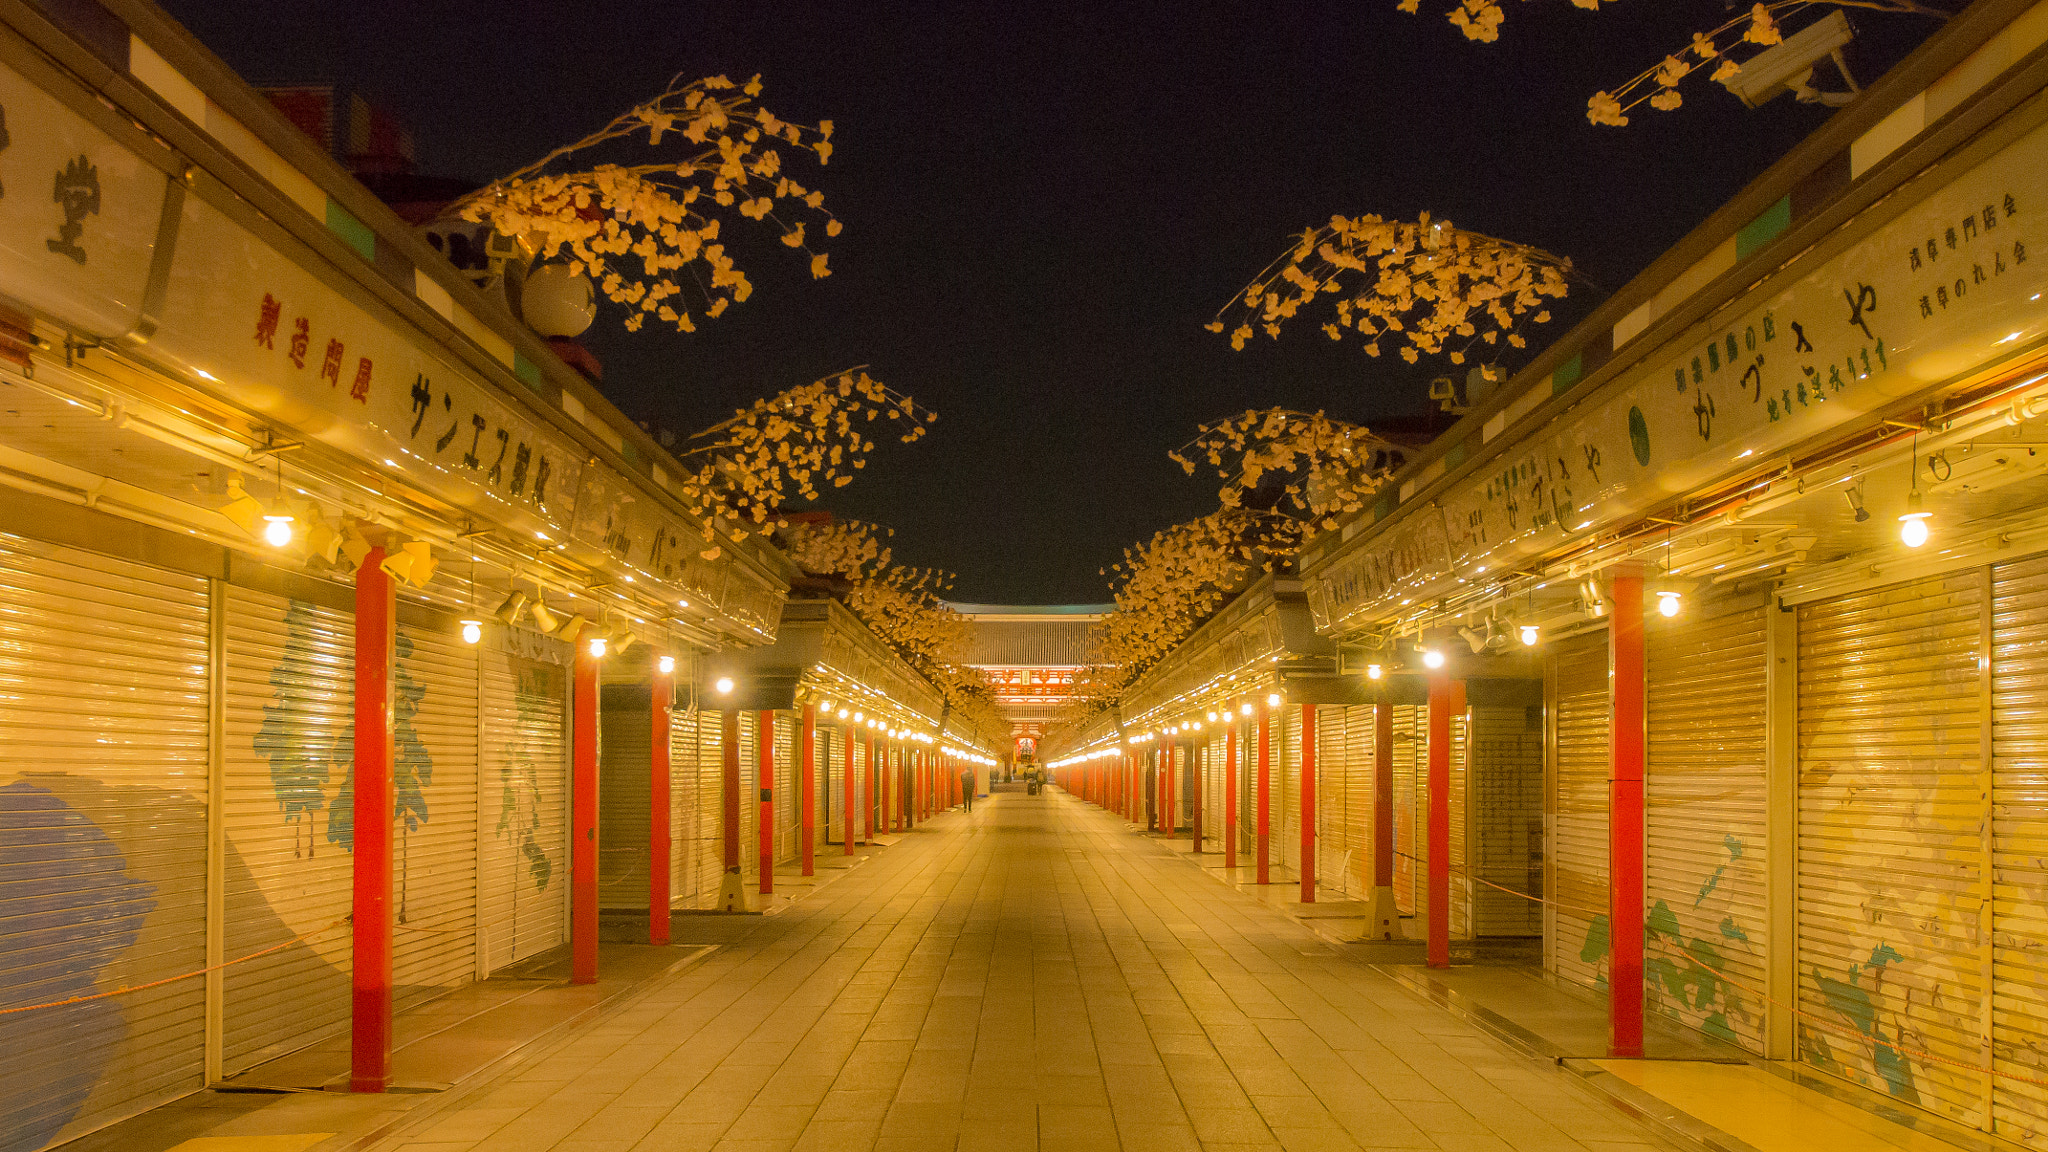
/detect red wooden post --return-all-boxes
[650,660,672,945]
[1224,718,1239,869]
[571,637,599,985]
[1301,704,1317,903]
[1426,672,1461,969]
[758,711,774,895]
[1610,573,1647,1057]
[844,721,858,854]
[349,547,395,1092]
[1256,702,1271,885]
[800,705,816,877]
[722,709,741,888]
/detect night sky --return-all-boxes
[160,1,1937,604]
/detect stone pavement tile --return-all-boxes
[723,1104,820,1142]
[1185,1106,1275,1143]
[1115,1121,1204,1152]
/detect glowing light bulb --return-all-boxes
[1900,490,1931,548]
[587,635,608,658]
[658,655,675,675]
[1422,649,1446,670]
[1366,664,1383,680]
[1266,693,1281,707]
[1657,590,1682,618]
[1519,625,1540,646]
[1240,703,1254,716]
[262,513,294,547]
[460,619,482,645]
[837,709,849,720]
[715,676,734,694]
[854,711,864,722]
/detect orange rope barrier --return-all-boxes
[0,917,351,1016]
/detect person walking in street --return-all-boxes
[961,768,975,811]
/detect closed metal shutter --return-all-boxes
[0,536,209,1147]
[1316,706,1349,896]
[737,711,757,884]
[679,705,726,906]
[221,586,352,1073]
[1468,704,1542,938]
[1549,630,1610,994]
[665,705,697,905]
[1393,704,1420,915]
[1991,553,2048,1141]
[1447,708,1470,941]
[774,712,796,863]
[598,698,651,911]
[1646,595,1768,1054]
[479,648,567,969]
[1798,571,1984,1128]
[1347,708,1376,899]
[1279,707,1300,870]
[390,625,477,996]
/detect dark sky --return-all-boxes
[158,0,1936,604]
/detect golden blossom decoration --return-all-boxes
[453,73,839,333]
[1209,213,1570,365]
[673,370,935,555]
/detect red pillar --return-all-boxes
[1224,720,1239,869]
[650,660,672,945]
[349,547,395,1093]
[844,723,857,854]
[1301,704,1317,903]
[800,705,816,877]
[758,711,774,895]
[722,709,741,887]
[571,639,599,985]
[1426,673,1461,970]
[1256,703,1271,885]
[1373,703,1394,891]
[1610,573,1647,1058]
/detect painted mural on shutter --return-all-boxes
[0,537,209,1151]
[1797,570,1985,1128]
[390,625,477,995]
[480,648,566,968]
[1645,596,1768,1054]
[1549,630,1610,994]
[1990,551,2048,1143]
[221,585,352,1073]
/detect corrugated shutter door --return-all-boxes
[1549,630,1609,994]
[1447,710,1469,940]
[390,625,477,995]
[598,699,651,910]
[738,712,757,885]
[0,536,209,1146]
[221,586,352,1073]
[1798,571,1985,1128]
[1992,553,2048,1141]
[665,706,695,904]
[1393,705,1419,915]
[1645,596,1768,1054]
[1468,705,1542,938]
[684,707,725,905]
[1279,708,1300,871]
[1316,706,1348,896]
[1348,707,1376,900]
[775,712,796,863]
[480,649,567,968]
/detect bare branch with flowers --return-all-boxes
[674,369,936,556]
[453,72,840,333]
[1208,213,1571,365]
[1395,2,1953,127]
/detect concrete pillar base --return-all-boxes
[1364,887,1401,941]
[718,869,750,913]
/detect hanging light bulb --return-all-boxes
[262,507,295,548]
[658,655,676,676]
[460,619,482,645]
[1366,663,1384,680]
[1240,702,1254,716]
[1657,590,1682,617]
[1266,693,1281,707]
[853,711,864,722]
[1422,648,1446,670]
[837,709,850,720]
[1519,624,1540,647]
[715,676,734,695]
[586,634,608,658]
[1899,490,1931,547]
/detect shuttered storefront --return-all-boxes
[1392,705,1420,915]
[676,705,725,907]
[598,694,652,911]
[1348,708,1377,899]
[390,625,478,995]
[1549,630,1610,993]
[479,646,567,969]
[774,712,796,864]
[221,585,353,1073]
[1279,707,1301,871]
[1990,553,2048,1140]
[1467,704,1542,938]
[1447,708,1470,940]
[0,537,210,1146]
[1797,571,1985,1128]
[1316,706,1351,896]
[1645,594,1768,1053]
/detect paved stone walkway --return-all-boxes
[384,791,1670,1152]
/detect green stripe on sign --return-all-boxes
[325,198,375,262]
[513,352,544,393]
[1550,352,1582,396]
[1736,195,1791,260]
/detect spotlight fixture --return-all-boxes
[715,676,735,695]
[460,619,482,645]
[494,590,529,624]
[658,655,676,676]
[530,599,561,635]
[610,630,637,655]
[556,614,589,643]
